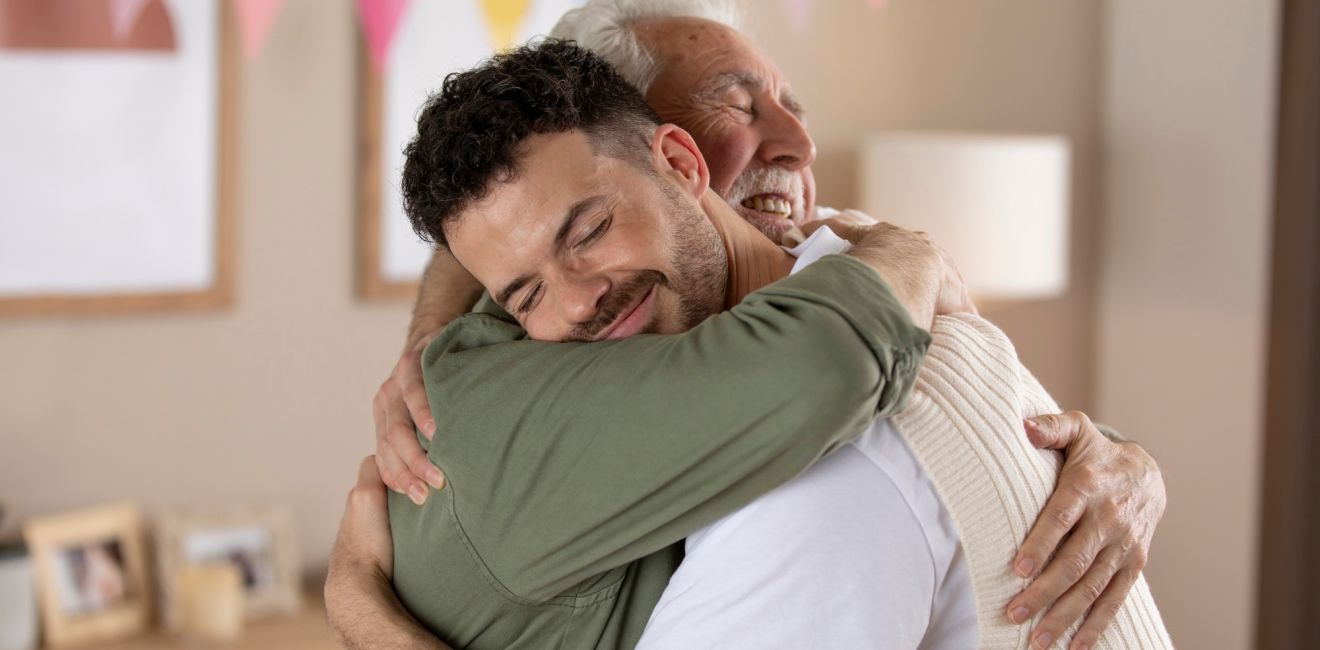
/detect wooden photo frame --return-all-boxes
[153,505,300,630]
[354,0,582,300]
[22,503,153,648]
[0,0,238,317]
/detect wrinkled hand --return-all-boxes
[325,456,396,622]
[801,218,976,326]
[373,333,446,505]
[326,457,451,650]
[1009,411,1166,650]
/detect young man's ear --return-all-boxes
[650,124,710,199]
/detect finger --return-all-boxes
[1014,482,1086,579]
[387,416,442,497]
[1024,412,1081,450]
[1068,568,1141,650]
[805,218,872,243]
[349,457,388,513]
[357,455,382,487]
[1008,521,1103,625]
[797,220,829,238]
[385,405,445,491]
[399,373,436,440]
[372,443,406,494]
[799,218,856,241]
[1029,547,1123,649]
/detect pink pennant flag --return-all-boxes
[232,0,284,59]
[109,0,150,40]
[782,0,815,33]
[356,0,412,70]
[868,0,890,10]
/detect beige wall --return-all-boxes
[1096,0,1279,648]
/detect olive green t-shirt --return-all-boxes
[390,254,931,649]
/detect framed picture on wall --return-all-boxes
[22,503,153,648]
[0,0,238,317]
[355,0,583,300]
[153,505,301,629]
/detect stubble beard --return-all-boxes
[658,181,728,332]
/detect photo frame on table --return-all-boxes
[153,505,300,629]
[0,0,238,317]
[355,0,583,300]
[22,502,153,648]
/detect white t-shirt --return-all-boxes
[635,227,977,650]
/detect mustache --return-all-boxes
[726,164,804,202]
[568,270,666,342]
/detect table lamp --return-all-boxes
[859,132,1071,300]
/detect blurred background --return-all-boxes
[1,0,1314,648]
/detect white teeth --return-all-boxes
[741,195,792,218]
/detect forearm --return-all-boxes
[326,569,450,650]
[427,255,931,596]
[405,249,485,351]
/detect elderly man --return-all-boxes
[333,1,1166,648]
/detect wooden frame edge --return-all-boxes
[0,2,239,319]
[22,503,153,648]
[354,37,422,302]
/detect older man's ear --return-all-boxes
[650,123,710,199]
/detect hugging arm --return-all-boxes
[325,458,451,650]
[374,249,483,503]
[424,254,929,598]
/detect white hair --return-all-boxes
[549,0,745,94]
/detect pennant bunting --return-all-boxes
[232,0,284,59]
[108,0,150,41]
[356,0,412,70]
[479,0,531,51]
[782,0,815,33]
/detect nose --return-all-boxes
[553,272,611,326]
[757,102,816,172]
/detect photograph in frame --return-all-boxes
[22,502,153,648]
[153,505,300,629]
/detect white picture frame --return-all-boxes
[0,0,237,317]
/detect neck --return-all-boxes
[701,193,796,309]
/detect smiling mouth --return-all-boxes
[739,193,793,218]
[595,284,657,341]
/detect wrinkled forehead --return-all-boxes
[634,17,788,98]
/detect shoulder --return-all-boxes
[813,205,879,225]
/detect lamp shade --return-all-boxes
[859,132,1071,300]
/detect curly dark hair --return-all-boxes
[401,39,663,247]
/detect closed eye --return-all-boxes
[517,283,542,315]
[576,214,612,248]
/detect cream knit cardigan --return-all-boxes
[893,313,1174,649]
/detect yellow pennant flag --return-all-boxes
[480,0,531,51]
